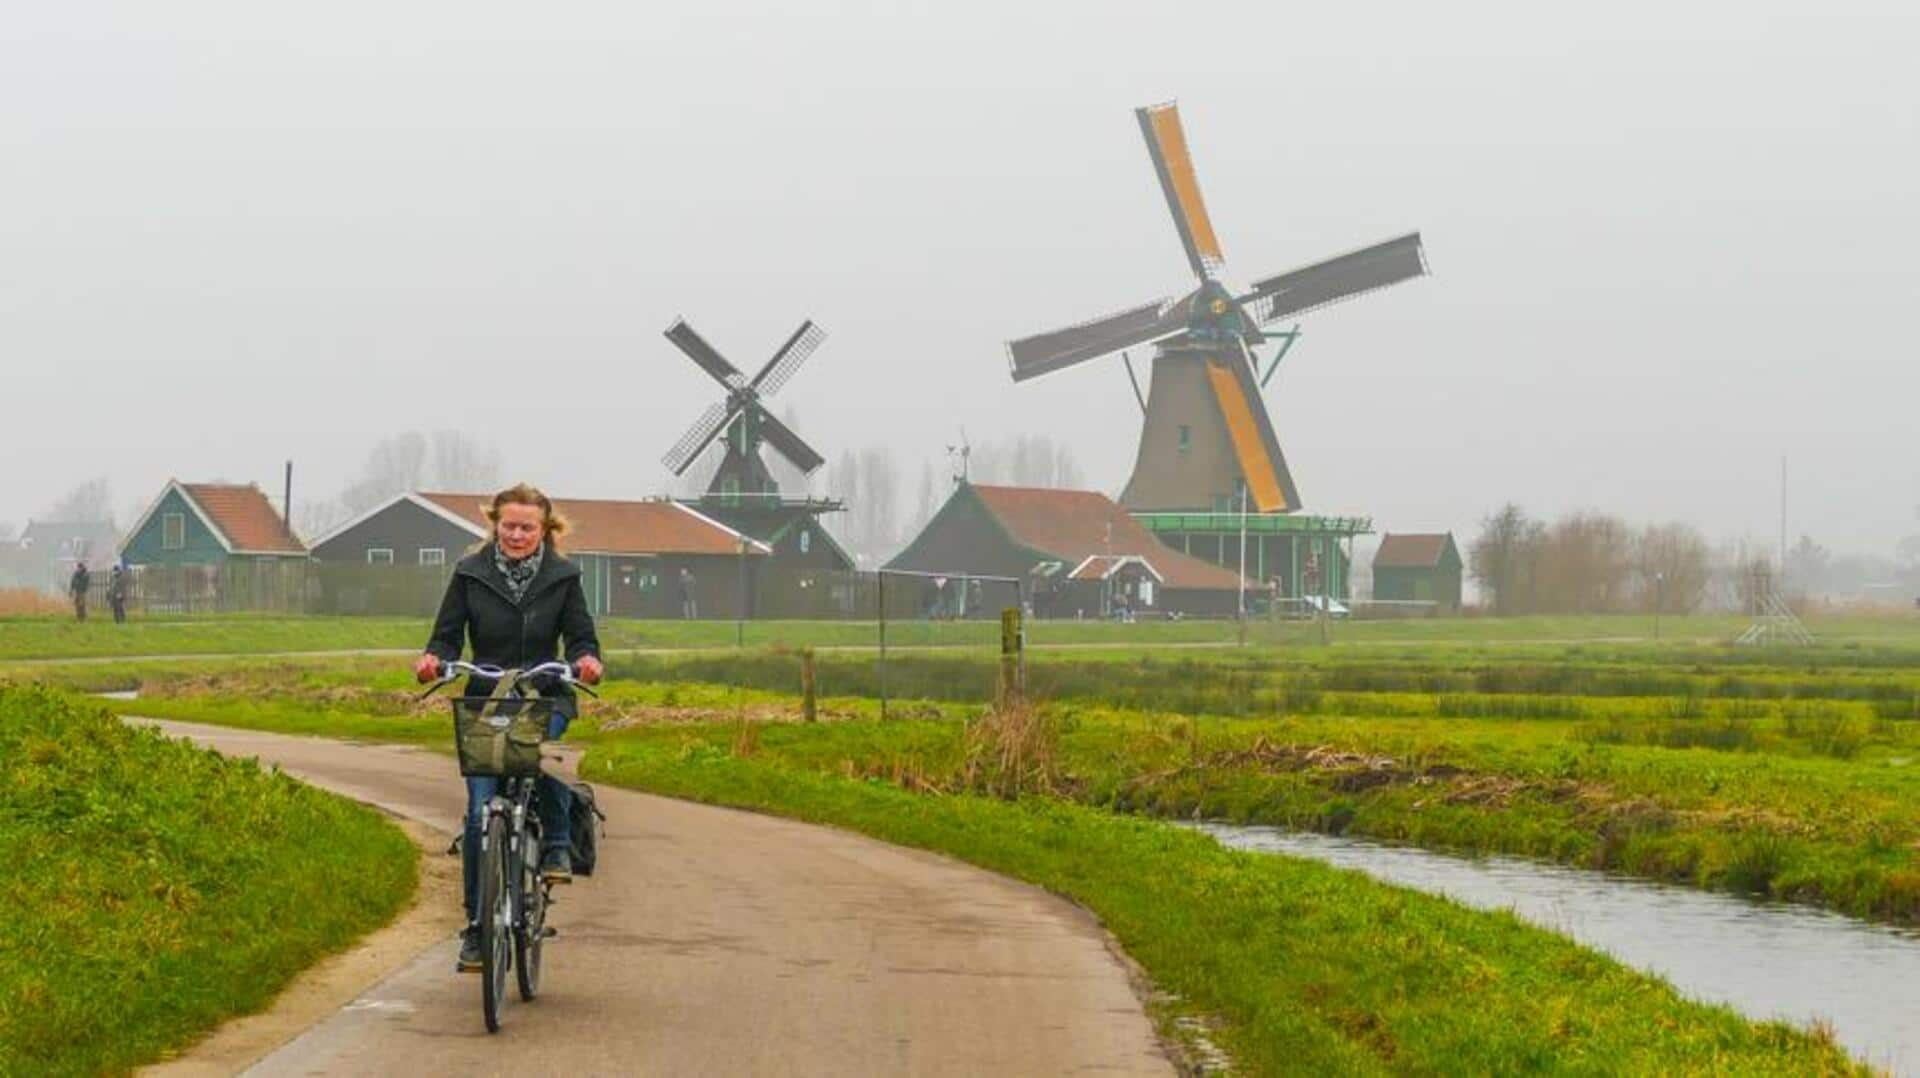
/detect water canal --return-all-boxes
[1196,822,1920,1074]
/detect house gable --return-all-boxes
[309,495,485,565]
[121,486,231,566]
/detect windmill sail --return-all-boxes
[751,320,826,397]
[1138,102,1226,280]
[662,401,736,475]
[1203,354,1298,513]
[1243,233,1427,325]
[665,318,746,389]
[756,408,825,475]
[1006,295,1186,382]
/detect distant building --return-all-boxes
[309,491,771,618]
[120,481,307,568]
[1371,532,1462,610]
[5,520,120,593]
[886,482,1243,618]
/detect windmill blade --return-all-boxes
[749,320,826,398]
[1203,347,1300,513]
[754,406,826,475]
[664,318,745,389]
[1006,295,1186,382]
[1137,101,1226,280]
[661,400,737,476]
[1241,232,1428,325]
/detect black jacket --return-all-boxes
[425,543,601,710]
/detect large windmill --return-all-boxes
[1007,101,1429,515]
[658,317,854,571]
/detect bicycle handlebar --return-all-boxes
[417,659,599,699]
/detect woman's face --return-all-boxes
[496,503,545,560]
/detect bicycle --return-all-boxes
[419,659,596,1033]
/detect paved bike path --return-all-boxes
[137,719,1171,1076]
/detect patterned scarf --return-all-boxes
[493,542,544,604]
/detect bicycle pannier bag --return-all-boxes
[565,780,606,877]
[452,698,550,777]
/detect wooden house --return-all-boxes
[309,492,771,618]
[120,481,307,568]
[1371,532,1463,610]
[886,483,1243,618]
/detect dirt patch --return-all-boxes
[139,818,462,1077]
[597,702,854,731]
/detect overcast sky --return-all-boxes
[5,1,1916,554]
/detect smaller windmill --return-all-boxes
[660,318,828,498]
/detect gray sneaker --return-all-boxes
[539,847,572,884]
[457,925,482,972]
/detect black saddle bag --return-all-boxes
[566,780,607,877]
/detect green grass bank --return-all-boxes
[583,732,1858,1074]
[0,685,417,1075]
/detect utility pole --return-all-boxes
[1779,454,1788,576]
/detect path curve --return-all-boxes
[137,719,1172,1077]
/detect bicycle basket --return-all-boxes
[451,697,553,777]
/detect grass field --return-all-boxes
[3,609,1916,662]
[0,685,417,1075]
[12,613,1919,1071]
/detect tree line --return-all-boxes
[1468,504,1796,615]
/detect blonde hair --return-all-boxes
[481,483,569,552]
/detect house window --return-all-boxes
[367,548,394,566]
[162,513,185,551]
[798,530,811,554]
[418,548,445,566]
[1177,425,1192,455]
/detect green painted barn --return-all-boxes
[1371,532,1462,610]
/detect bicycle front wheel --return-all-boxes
[479,811,511,1032]
[514,832,546,1001]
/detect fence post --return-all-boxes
[800,648,817,723]
[877,570,888,721]
[999,605,1024,706]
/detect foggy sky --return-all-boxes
[5,1,1917,555]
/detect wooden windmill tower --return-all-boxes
[1006,102,1429,515]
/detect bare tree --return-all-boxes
[970,435,1084,489]
[1784,534,1831,597]
[338,433,428,515]
[1535,512,1633,613]
[44,478,113,524]
[429,430,502,492]
[1635,522,1712,613]
[1468,503,1542,614]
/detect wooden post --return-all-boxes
[800,648,817,723]
[999,606,1024,706]
[877,570,888,720]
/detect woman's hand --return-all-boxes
[413,653,443,684]
[574,655,604,685]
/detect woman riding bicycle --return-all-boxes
[412,483,604,972]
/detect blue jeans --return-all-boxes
[462,711,572,923]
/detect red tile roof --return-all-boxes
[1374,533,1456,570]
[971,485,1241,591]
[181,483,305,554]
[417,493,766,558]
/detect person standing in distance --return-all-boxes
[411,484,604,972]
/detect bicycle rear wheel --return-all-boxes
[479,811,511,1032]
